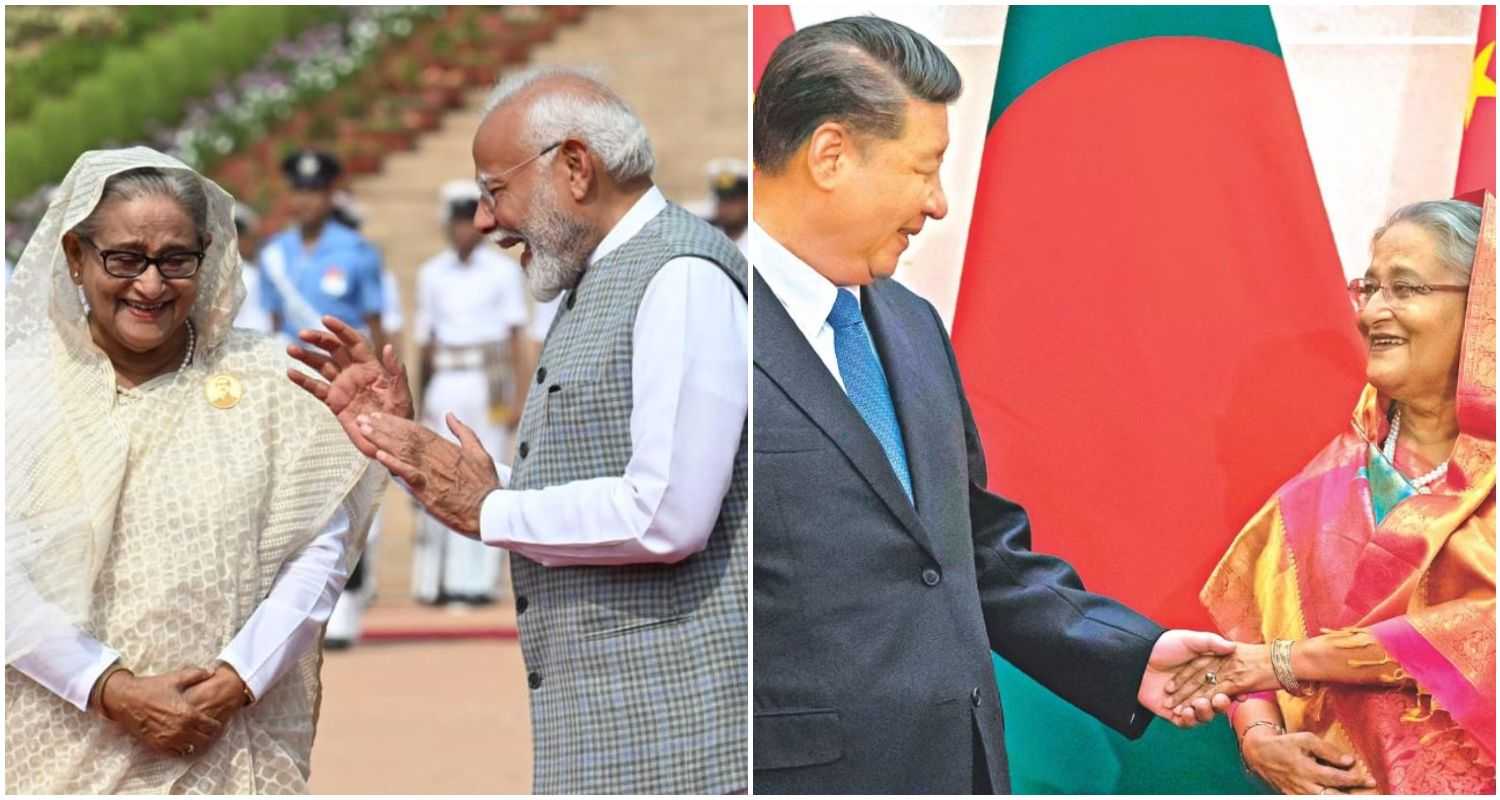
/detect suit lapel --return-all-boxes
[754,272,938,560]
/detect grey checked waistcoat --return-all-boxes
[509,203,748,794]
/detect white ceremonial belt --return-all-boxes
[433,350,484,371]
[432,344,499,372]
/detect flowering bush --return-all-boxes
[166,7,441,174]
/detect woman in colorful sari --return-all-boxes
[1174,194,1495,794]
[5,147,385,793]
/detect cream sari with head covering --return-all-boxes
[5,147,385,793]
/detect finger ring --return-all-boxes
[1204,671,1218,685]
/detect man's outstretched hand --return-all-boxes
[357,411,499,536]
[286,315,415,457]
[1137,629,1235,728]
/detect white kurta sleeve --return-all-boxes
[478,256,747,566]
[8,510,354,710]
[216,507,352,701]
[7,600,122,713]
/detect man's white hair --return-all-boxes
[483,65,656,182]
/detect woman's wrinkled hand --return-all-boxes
[100,667,223,757]
[1242,728,1378,794]
[183,664,251,728]
[1164,641,1278,713]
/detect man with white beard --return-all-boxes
[287,66,748,794]
[409,181,528,606]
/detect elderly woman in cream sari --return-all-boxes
[5,148,385,793]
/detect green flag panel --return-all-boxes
[991,5,1282,126]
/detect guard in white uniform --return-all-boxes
[411,181,529,605]
[706,157,749,259]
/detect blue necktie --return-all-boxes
[828,289,913,503]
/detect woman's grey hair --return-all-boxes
[70,166,210,245]
[1373,199,1483,282]
[754,15,963,174]
[483,66,655,182]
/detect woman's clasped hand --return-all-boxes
[98,665,249,757]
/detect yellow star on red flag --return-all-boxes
[1467,41,1496,128]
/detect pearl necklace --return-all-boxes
[177,319,196,373]
[1382,406,1448,493]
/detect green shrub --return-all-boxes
[30,98,87,189]
[174,22,227,100]
[73,75,127,147]
[5,6,209,123]
[208,8,259,75]
[101,50,158,137]
[6,123,44,202]
[7,6,394,203]
[119,6,205,41]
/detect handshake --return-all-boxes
[95,663,250,758]
[1139,629,1280,726]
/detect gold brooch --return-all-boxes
[205,374,244,409]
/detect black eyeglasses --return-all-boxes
[1347,277,1468,310]
[80,236,205,279]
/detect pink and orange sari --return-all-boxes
[1202,193,1496,794]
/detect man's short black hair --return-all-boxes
[753,15,962,173]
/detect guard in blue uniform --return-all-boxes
[259,150,387,353]
[260,149,386,649]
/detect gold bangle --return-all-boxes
[1271,639,1312,696]
[1238,719,1286,781]
[91,664,131,721]
[1239,719,1285,744]
[213,660,256,707]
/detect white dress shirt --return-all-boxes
[528,296,561,343]
[9,509,353,710]
[414,246,528,346]
[752,220,872,391]
[478,187,749,566]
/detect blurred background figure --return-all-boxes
[706,157,749,257]
[410,181,528,607]
[260,150,387,350]
[260,148,388,648]
[325,191,399,612]
[231,202,272,333]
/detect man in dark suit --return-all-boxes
[752,17,1233,794]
